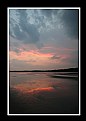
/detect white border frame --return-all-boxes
[7,7,81,116]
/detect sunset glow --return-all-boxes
[13,86,54,94]
[9,9,78,70]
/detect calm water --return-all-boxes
[10,72,79,114]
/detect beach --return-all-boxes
[9,72,79,114]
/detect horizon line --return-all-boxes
[9,67,78,72]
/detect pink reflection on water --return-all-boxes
[13,85,55,94]
[12,77,68,96]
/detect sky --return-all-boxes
[9,8,79,71]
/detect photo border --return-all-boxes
[7,7,81,116]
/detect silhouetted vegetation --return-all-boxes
[10,67,78,72]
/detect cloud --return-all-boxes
[10,59,35,71]
[36,42,44,49]
[60,49,78,67]
[9,36,24,53]
[40,9,59,18]
[9,9,78,70]
[10,10,40,44]
[51,55,61,60]
[61,10,79,39]
[40,9,79,39]
[40,9,53,18]
[68,50,78,67]
[10,9,79,44]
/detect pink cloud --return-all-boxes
[10,50,54,66]
[10,43,78,70]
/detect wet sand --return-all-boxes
[10,87,79,114]
[9,72,79,114]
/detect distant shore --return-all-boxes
[10,67,78,72]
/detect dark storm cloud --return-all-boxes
[61,10,79,39]
[10,10,40,44]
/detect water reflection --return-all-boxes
[10,72,79,114]
[14,86,54,94]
